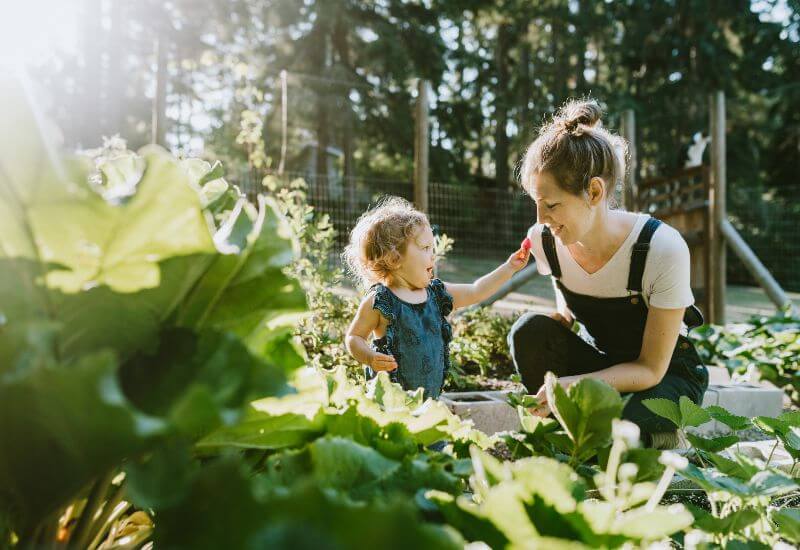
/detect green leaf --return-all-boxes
[771,508,800,543]
[680,463,798,498]
[511,457,585,514]
[547,374,624,463]
[119,328,286,435]
[196,410,325,452]
[679,395,711,427]
[642,398,682,429]
[706,405,751,431]
[610,505,694,540]
[686,433,740,453]
[0,352,164,532]
[686,502,760,535]
[309,436,399,490]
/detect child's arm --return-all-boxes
[345,294,398,372]
[445,247,530,309]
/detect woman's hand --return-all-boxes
[549,311,573,329]
[370,351,398,372]
[527,375,578,417]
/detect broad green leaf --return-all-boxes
[771,508,800,543]
[547,374,624,463]
[679,395,711,427]
[511,457,585,514]
[686,502,760,535]
[147,458,462,549]
[642,398,681,428]
[196,410,325,452]
[0,352,164,532]
[119,328,286,432]
[423,490,509,549]
[681,463,798,498]
[175,194,306,351]
[610,504,694,540]
[686,433,740,453]
[309,436,399,490]
[706,405,751,431]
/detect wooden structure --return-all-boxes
[414,79,430,214]
[632,92,790,324]
[636,166,712,318]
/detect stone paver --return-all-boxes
[440,390,521,435]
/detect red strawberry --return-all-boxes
[521,237,532,251]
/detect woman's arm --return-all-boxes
[446,248,529,309]
[532,306,684,413]
[345,295,398,372]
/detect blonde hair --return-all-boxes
[343,196,430,289]
[519,98,627,206]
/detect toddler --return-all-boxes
[344,197,529,399]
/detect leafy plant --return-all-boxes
[691,307,800,406]
[0,76,304,546]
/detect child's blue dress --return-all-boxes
[367,279,454,399]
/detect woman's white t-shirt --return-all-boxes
[527,213,695,315]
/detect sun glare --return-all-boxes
[0,0,79,67]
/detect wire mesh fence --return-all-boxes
[727,183,800,293]
[235,170,535,261]
[234,168,800,293]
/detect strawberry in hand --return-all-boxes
[516,236,532,261]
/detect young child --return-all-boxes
[344,197,529,399]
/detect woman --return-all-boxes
[509,99,708,449]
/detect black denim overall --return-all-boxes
[508,218,709,438]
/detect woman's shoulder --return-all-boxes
[649,217,690,257]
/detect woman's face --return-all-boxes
[530,171,600,245]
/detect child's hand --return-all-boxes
[505,246,530,272]
[370,352,398,372]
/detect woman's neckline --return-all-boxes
[564,213,646,277]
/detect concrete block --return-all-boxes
[689,383,784,436]
[706,366,731,385]
[440,391,521,435]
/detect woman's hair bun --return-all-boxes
[557,99,603,135]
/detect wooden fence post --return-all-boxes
[709,91,727,324]
[414,79,430,214]
[621,109,637,210]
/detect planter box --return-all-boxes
[691,383,784,435]
[440,391,521,435]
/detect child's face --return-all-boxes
[395,224,435,290]
[530,170,599,245]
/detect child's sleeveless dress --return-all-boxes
[366,279,454,399]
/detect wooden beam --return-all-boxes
[720,219,791,310]
[414,79,430,214]
[621,109,637,210]
[709,91,726,324]
[468,262,540,311]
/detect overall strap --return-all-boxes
[627,217,662,292]
[541,226,562,279]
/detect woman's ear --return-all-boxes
[588,177,606,205]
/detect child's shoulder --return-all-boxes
[429,278,454,315]
[362,283,397,322]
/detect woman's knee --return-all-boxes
[508,313,561,353]
[508,314,563,388]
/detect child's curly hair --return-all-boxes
[343,196,430,289]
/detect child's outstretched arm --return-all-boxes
[345,295,398,372]
[445,246,530,309]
